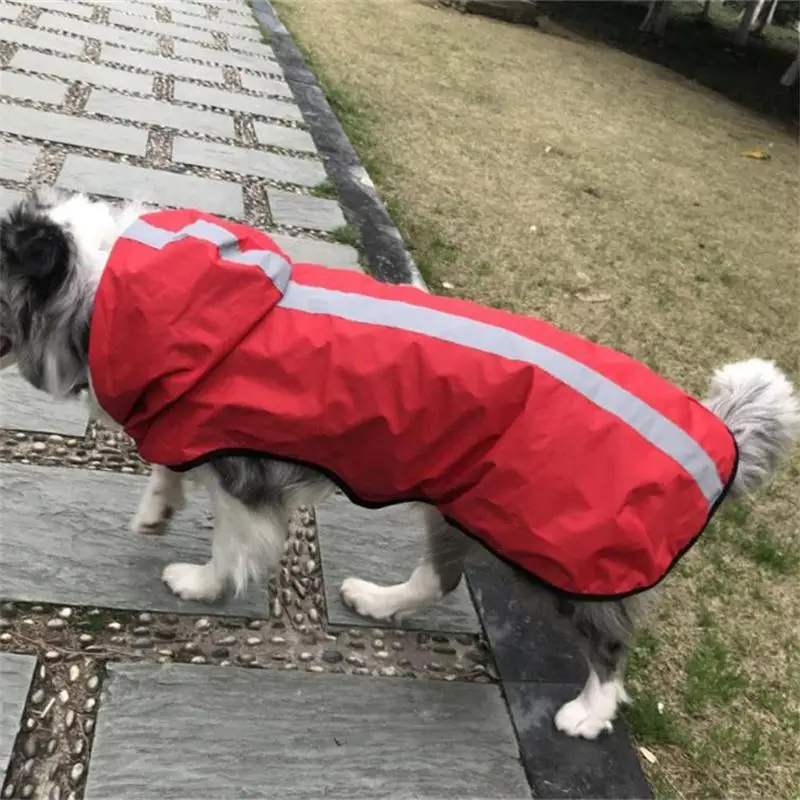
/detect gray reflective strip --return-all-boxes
[120,218,291,293]
[279,282,725,506]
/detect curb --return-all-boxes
[250,3,653,797]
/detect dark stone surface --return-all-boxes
[504,682,653,799]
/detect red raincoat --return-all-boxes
[89,209,738,599]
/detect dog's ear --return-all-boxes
[0,212,71,294]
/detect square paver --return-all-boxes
[0,70,68,105]
[0,20,84,56]
[172,137,325,187]
[86,89,234,137]
[56,155,244,218]
[254,121,316,153]
[504,681,653,799]
[0,653,36,770]
[0,463,271,616]
[0,366,89,436]
[9,50,154,95]
[268,189,346,232]
[271,232,359,270]
[317,494,481,634]
[0,140,40,182]
[0,105,148,156]
[85,664,530,799]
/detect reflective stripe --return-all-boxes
[278,282,725,506]
[120,217,292,293]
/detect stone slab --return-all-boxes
[173,79,296,112]
[230,37,278,56]
[240,71,294,97]
[0,187,22,208]
[38,13,157,51]
[0,140,39,182]
[466,553,587,683]
[57,154,244,218]
[0,367,89,436]
[0,105,148,157]
[9,50,154,95]
[317,494,481,634]
[172,137,325,187]
[109,1,157,18]
[86,664,530,799]
[268,188,346,232]
[0,70,68,105]
[108,11,216,45]
[11,0,93,18]
[0,3,20,21]
[504,681,653,799]
[0,463,271,616]
[272,232,359,270]
[0,653,36,770]
[170,11,261,39]
[254,120,316,153]
[0,19,85,56]
[173,40,282,74]
[86,89,234,137]
[101,46,224,84]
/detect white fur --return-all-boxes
[341,562,445,622]
[555,671,630,740]
[131,465,187,535]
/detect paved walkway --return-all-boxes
[0,1,651,798]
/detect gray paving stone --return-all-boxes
[10,50,154,95]
[101,46,224,83]
[0,463,270,616]
[170,11,261,39]
[109,11,216,45]
[230,36,278,56]
[240,71,295,97]
[57,154,244,217]
[106,0,157,18]
[0,653,36,770]
[0,139,39,181]
[172,137,325,187]
[173,40,282,75]
[86,89,234,137]
[318,495,481,634]
[86,664,529,799]
[173,80,298,116]
[0,70,68,105]
[0,2,20,21]
[268,188,347,232]
[0,186,22,208]
[254,120,316,153]
[0,105,148,156]
[272,232,360,270]
[0,19,85,56]
[0,367,89,436]
[11,0,93,18]
[38,13,157,51]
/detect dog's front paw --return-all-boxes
[162,563,222,601]
[554,697,614,740]
[340,577,399,621]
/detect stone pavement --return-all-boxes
[0,1,652,798]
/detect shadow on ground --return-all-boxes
[533,1,799,130]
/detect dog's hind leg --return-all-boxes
[340,505,475,622]
[130,464,186,535]
[553,595,646,739]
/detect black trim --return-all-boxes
[168,430,739,603]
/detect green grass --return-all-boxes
[331,223,361,247]
[683,629,746,716]
[310,179,338,199]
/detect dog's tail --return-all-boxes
[704,358,800,498]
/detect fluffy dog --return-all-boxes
[1,188,797,740]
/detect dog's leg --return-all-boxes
[131,465,186,535]
[162,464,288,602]
[554,596,643,739]
[341,505,474,622]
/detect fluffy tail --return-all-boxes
[704,358,800,498]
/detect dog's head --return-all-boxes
[0,188,90,395]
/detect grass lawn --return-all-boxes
[271,0,800,795]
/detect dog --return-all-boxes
[1,187,797,741]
